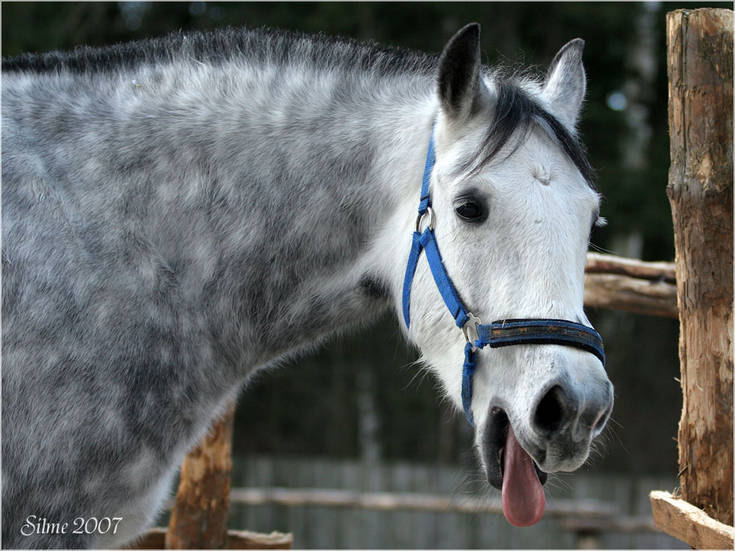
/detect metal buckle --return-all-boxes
[462,312,482,350]
[415,206,436,233]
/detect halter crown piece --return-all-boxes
[402,125,606,427]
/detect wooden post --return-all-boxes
[666,8,733,526]
[165,404,236,549]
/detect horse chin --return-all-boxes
[542,445,593,473]
[482,407,548,490]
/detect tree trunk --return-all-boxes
[666,8,733,526]
[165,404,237,549]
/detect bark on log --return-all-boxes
[667,8,733,526]
[583,254,678,317]
[584,253,679,318]
[585,253,676,283]
[165,404,236,549]
[584,273,677,318]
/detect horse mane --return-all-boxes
[3,25,594,186]
[1,26,438,77]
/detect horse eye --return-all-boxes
[454,199,486,223]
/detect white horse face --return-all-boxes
[404,24,613,526]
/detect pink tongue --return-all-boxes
[501,426,545,527]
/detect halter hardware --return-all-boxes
[461,312,481,350]
[402,124,606,427]
[415,207,436,233]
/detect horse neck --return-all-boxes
[125,60,438,370]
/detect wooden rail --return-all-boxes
[129,527,292,550]
[228,486,658,533]
[650,491,734,549]
[585,253,675,282]
[583,253,677,318]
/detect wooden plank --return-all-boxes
[585,253,676,283]
[226,530,293,549]
[560,515,657,534]
[126,528,167,550]
[127,527,292,550]
[650,491,734,549]
[584,273,677,318]
[165,403,236,549]
[580,254,678,317]
[228,486,618,519]
[667,7,734,525]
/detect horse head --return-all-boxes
[399,23,613,526]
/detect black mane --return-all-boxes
[472,79,596,186]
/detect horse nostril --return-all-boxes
[593,409,608,434]
[533,385,571,436]
[592,388,614,436]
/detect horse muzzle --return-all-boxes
[530,374,614,471]
[482,366,614,488]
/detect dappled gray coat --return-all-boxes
[2,23,608,548]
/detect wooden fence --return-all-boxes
[219,455,684,549]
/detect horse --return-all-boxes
[2,23,613,548]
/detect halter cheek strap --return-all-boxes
[402,127,605,427]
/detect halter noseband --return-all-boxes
[402,126,605,427]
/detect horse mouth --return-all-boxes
[484,407,548,489]
[484,407,549,526]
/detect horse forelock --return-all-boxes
[466,74,596,189]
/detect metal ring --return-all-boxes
[461,312,482,350]
[415,207,436,233]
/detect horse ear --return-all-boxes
[437,23,489,123]
[542,38,586,130]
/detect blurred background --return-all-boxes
[3,2,726,548]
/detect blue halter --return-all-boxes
[402,128,605,427]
